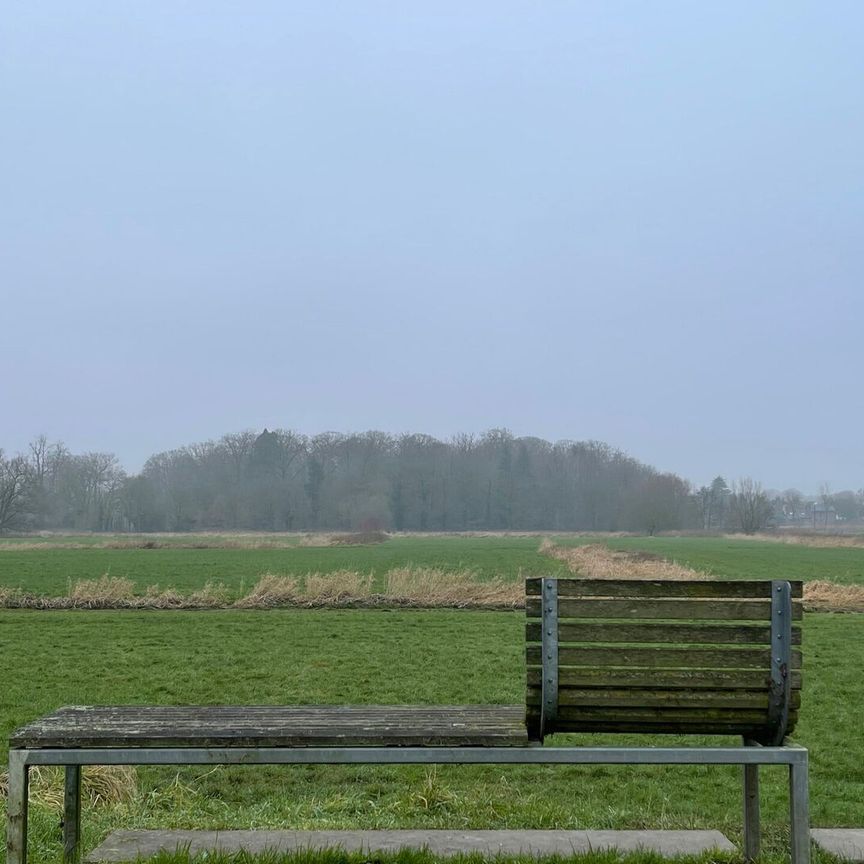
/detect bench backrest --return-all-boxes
[525,577,803,744]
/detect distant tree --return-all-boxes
[0,451,30,533]
[697,476,730,530]
[730,478,773,534]
[780,489,803,522]
[625,472,696,535]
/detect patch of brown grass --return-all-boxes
[234,574,300,607]
[539,539,704,580]
[0,532,312,551]
[295,533,338,547]
[540,539,864,614]
[0,766,137,807]
[68,575,136,606]
[726,532,864,549]
[141,582,233,609]
[233,567,520,608]
[803,580,864,612]
[304,570,373,602]
[330,530,389,546]
[384,567,522,608]
[294,531,389,547]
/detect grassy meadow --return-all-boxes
[0,535,570,597]
[556,536,864,585]
[1,532,863,863]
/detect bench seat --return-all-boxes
[10,704,529,749]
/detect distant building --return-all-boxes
[811,503,837,529]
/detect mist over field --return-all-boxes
[2,428,862,534]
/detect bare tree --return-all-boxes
[0,451,30,533]
[730,477,773,534]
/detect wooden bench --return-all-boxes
[6,577,809,864]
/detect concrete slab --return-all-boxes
[86,829,736,862]
[811,829,864,861]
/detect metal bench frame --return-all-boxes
[6,742,810,864]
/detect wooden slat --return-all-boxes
[526,578,803,599]
[527,667,802,690]
[527,597,803,621]
[547,705,769,723]
[526,621,802,645]
[527,645,802,669]
[10,705,529,749]
[525,709,798,736]
[525,687,801,710]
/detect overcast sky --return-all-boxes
[2,2,862,492]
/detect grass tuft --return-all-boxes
[801,579,864,612]
[384,568,522,608]
[235,574,301,607]
[0,766,137,807]
[304,571,374,602]
[69,575,136,606]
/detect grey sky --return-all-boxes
[2,2,862,493]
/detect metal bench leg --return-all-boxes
[64,765,82,863]
[789,755,810,864]
[6,749,29,864]
[743,763,760,861]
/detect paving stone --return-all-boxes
[811,829,864,861]
[86,828,736,862]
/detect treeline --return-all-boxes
[3,429,694,533]
[2,429,860,534]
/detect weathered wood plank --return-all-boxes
[526,667,803,690]
[525,687,801,709]
[526,578,803,599]
[548,705,770,723]
[10,705,529,749]
[526,597,802,621]
[526,645,802,669]
[525,621,802,645]
[525,708,798,736]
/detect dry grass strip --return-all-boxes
[801,580,864,612]
[0,531,391,551]
[538,538,704,580]
[233,574,300,607]
[539,539,864,613]
[385,567,522,608]
[0,568,520,610]
[725,532,864,549]
[0,766,137,807]
[297,531,389,547]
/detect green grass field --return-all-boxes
[1,533,863,863]
[0,536,571,596]
[1,608,862,862]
